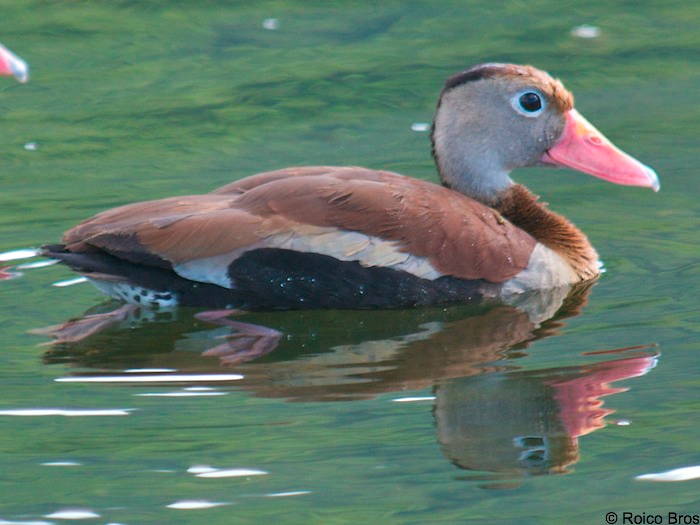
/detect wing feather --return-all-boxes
[61,166,536,284]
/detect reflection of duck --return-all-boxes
[44,283,656,482]
[0,42,28,82]
[44,282,593,381]
[44,63,658,319]
[436,352,656,485]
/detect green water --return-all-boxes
[1,1,699,523]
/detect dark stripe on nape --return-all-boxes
[443,63,508,91]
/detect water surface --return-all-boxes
[1,1,699,523]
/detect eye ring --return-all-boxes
[511,90,546,117]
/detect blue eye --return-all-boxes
[519,92,542,112]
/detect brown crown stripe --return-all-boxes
[441,63,574,113]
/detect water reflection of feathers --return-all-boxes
[42,281,657,482]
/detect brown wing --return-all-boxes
[62,166,536,284]
[212,165,403,195]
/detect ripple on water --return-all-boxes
[51,277,88,288]
[0,248,39,262]
[0,408,132,417]
[410,122,430,132]
[44,508,100,519]
[123,368,177,373]
[0,267,21,281]
[135,391,228,397]
[15,259,59,270]
[195,468,268,478]
[55,374,243,383]
[187,465,218,474]
[570,24,601,38]
[262,18,279,30]
[391,396,436,402]
[166,500,231,510]
[265,491,311,497]
[0,520,53,525]
[636,465,700,482]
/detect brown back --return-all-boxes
[64,166,537,283]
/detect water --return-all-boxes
[1,1,699,523]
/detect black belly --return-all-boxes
[45,246,485,310]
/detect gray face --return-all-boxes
[432,76,567,204]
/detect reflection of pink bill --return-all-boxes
[0,42,29,83]
[549,353,658,438]
[0,265,21,281]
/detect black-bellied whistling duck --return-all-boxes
[0,43,28,83]
[44,63,659,313]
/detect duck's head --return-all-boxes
[0,43,28,83]
[431,63,659,205]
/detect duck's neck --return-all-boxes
[438,158,513,207]
[493,184,599,280]
[432,125,598,279]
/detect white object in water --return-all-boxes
[262,18,279,30]
[571,24,601,39]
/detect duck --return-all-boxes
[0,42,28,83]
[44,63,659,312]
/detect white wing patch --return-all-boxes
[173,227,444,289]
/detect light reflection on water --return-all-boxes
[135,390,228,397]
[43,509,100,520]
[0,409,132,417]
[166,500,231,510]
[53,374,244,383]
[635,466,700,483]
